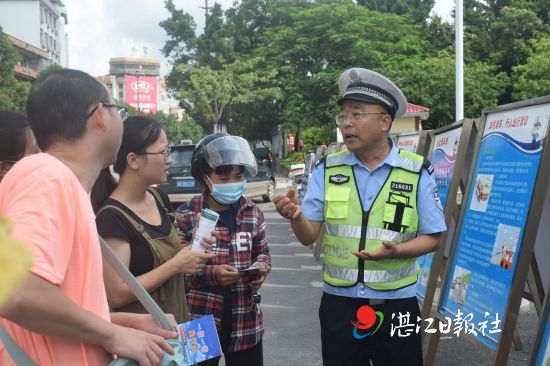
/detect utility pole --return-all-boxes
[455,0,464,121]
[135,71,141,113]
[200,0,209,20]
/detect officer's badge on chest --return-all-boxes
[329,174,350,185]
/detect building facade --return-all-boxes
[5,33,49,80]
[98,57,184,117]
[0,0,69,69]
[390,103,430,132]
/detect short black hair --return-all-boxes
[0,110,30,161]
[113,116,162,175]
[26,69,110,150]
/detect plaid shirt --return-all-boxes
[175,194,271,352]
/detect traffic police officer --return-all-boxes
[273,68,446,366]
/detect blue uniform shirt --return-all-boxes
[302,141,446,299]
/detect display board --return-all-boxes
[529,180,550,307]
[395,131,421,152]
[425,96,550,366]
[416,122,468,304]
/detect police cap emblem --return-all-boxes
[349,69,361,83]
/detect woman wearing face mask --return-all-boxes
[92,116,215,324]
[176,133,271,366]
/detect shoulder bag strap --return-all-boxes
[97,205,154,243]
[0,325,36,365]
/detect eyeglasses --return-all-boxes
[87,102,128,120]
[335,111,387,126]
[2,160,18,165]
[137,146,172,160]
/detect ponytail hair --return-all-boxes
[90,116,162,212]
[91,167,118,213]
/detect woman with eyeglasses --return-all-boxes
[91,116,214,324]
[0,110,39,182]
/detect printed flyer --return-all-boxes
[440,103,550,349]
[177,314,222,365]
[417,126,463,301]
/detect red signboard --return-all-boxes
[287,133,295,152]
[125,75,158,113]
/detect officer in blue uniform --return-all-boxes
[273,68,446,366]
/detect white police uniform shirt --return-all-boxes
[302,141,446,299]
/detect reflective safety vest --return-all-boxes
[322,149,423,290]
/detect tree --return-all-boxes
[356,0,435,24]
[169,57,281,134]
[489,6,544,76]
[254,1,430,130]
[300,125,336,152]
[160,0,197,65]
[155,111,204,144]
[512,37,550,101]
[385,52,509,128]
[0,27,31,112]
[423,16,454,51]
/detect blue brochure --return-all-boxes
[177,314,222,365]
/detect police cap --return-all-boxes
[337,68,407,120]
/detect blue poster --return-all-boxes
[534,317,550,366]
[177,314,222,365]
[440,104,550,349]
[417,126,462,301]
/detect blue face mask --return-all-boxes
[207,176,247,205]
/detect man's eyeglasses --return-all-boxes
[137,146,172,160]
[335,111,387,126]
[87,102,128,120]
[1,160,18,165]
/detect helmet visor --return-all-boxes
[203,136,258,176]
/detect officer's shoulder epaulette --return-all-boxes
[315,157,326,168]
[423,158,434,175]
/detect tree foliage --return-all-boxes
[356,0,435,24]
[384,52,509,129]
[0,27,31,112]
[512,37,550,101]
[160,0,549,144]
[155,111,204,144]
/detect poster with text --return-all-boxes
[440,103,549,349]
[125,75,158,113]
[396,133,420,152]
[416,126,463,301]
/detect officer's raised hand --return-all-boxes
[273,189,302,220]
[352,240,398,261]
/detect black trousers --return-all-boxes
[199,342,263,366]
[319,293,423,366]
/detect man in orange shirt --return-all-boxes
[0,69,176,366]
